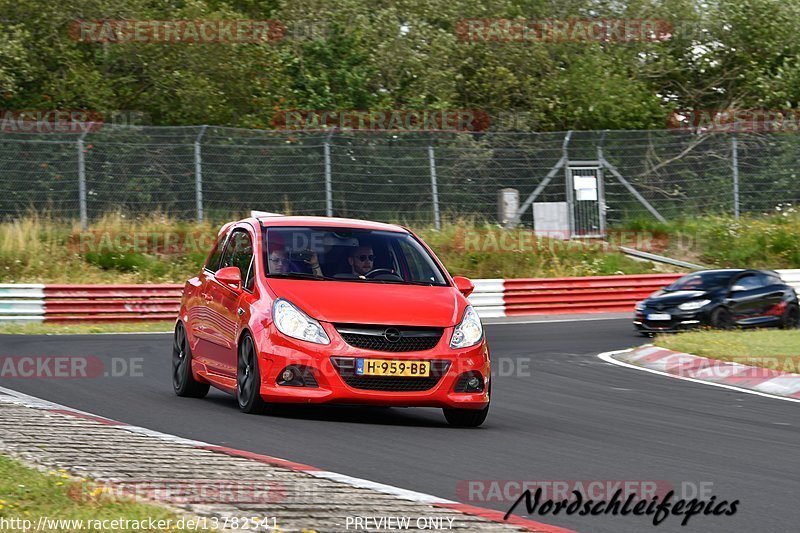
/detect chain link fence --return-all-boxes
[0,125,796,228]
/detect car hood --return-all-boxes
[647,289,711,306]
[266,279,463,326]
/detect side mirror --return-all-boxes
[453,276,475,297]
[216,266,242,292]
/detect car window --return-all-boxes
[204,231,228,273]
[666,272,735,291]
[734,274,762,291]
[397,239,438,282]
[263,226,447,285]
[220,229,254,290]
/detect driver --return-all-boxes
[347,245,374,277]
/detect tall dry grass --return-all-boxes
[0,213,669,283]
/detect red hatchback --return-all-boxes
[173,215,490,427]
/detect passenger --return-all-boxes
[268,244,323,276]
[267,246,290,274]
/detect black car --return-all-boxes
[634,269,800,335]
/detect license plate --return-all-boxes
[356,359,430,377]
[647,313,671,321]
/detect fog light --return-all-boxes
[455,371,484,393]
[276,365,319,388]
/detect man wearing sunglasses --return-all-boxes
[347,245,375,277]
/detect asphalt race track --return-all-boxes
[1,318,798,533]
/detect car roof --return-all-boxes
[690,269,746,275]
[690,268,780,277]
[252,215,408,233]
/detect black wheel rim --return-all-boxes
[172,325,187,390]
[238,336,255,406]
[717,309,733,329]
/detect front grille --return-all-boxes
[331,357,450,392]
[335,324,443,353]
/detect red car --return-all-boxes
[172,215,490,427]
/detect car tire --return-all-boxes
[443,405,489,427]
[779,304,800,329]
[172,322,210,398]
[710,307,734,329]
[237,332,269,414]
[443,383,490,428]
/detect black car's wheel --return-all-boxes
[172,322,210,398]
[237,332,269,414]
[710,307,735,329]
[779,304,800,329]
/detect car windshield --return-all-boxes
[263,226,448,286]
[664,272,736,292]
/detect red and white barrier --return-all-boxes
[2,271,800,323]
[0,283,182,323]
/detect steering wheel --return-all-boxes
[364,268,399,279]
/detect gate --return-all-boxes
[566,162,605,238]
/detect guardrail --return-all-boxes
[0,283,182,323]
[2,271,800,322]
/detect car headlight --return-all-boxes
[273,299,330,345]
[450,306,483,349]
[635,301,645,311]
[678,299,711,311]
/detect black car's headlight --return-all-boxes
[678,299,711,311]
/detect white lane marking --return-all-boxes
[598,349,800,404]
[310,470,454,505]
[0,385,486,514]
[486,316,628,326]
[0,385,111,414]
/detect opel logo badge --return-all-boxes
[384,328,402,343]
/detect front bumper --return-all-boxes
[633,308,708,334]
[255,324,491,410]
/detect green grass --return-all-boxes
[0,213,667,283]
[415,220,664,278]
[616,209,800,268]
[0,321,175,335]
[0,454,213,532]
[656,329,800,374]
[3,210,800,284]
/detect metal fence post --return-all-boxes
[324,129,334,217]
[194,125,208,223]
[428,145,441,230]
[732,133,740,219]
[77,131,88,230]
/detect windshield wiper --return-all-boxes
[265,272,336,281]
